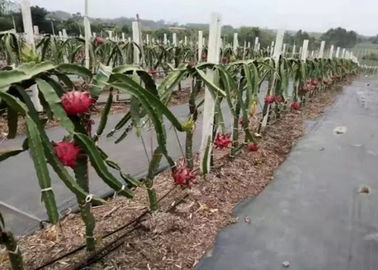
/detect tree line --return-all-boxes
[0,1,359,50]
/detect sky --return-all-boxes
[20,0,378,36]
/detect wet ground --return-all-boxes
[196,76,378,270]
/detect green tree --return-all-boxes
[30,6,51,33]
[321,27,357,48]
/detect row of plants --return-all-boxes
[0,34,358,268]
[1,31,295,74]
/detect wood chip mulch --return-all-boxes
[0,81,352,270]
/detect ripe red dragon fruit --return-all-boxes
[214,134,232,149]
[265,95,275,104]
[291,102,300,111]
[173,164,195,186]
[95,36,104,45]
[61,91,95,116]
[306,79,312,85]
[312,80,319,86]
[248,143,259,152]
[222,57,229,64]
[54,141,81,168]
[275,96,284,103]
[308,85,315,92]
[150,69,158,76]
[239,118,245,127]
[299,87,308,94]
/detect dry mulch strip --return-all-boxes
[0,82,350,270]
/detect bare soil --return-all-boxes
[0,81,351,270]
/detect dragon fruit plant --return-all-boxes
[0,60,140,252]
[0,213,23,270]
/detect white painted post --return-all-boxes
[163,33,167,45]
[62,29,68,40]
[335,47,340,58]
[146,34,149,45]
[282,43,287,55]
[198,30,203,62]
[58,31,63,40]
[132,21,140,65]
[200,13,222,174]
[292,43,296,57]
[254,37,259,52]
[233,33,238,54]
[152,38,155,44]
[329,45,334,59]
[273,31,284,67]
[128,37,131,43]
[184,36,188,46]
[311,50,314,58]
[107,30,113,40]
[21,0,43,112]
[136,14,145,67]
[318,41,325,58]
[341,48,346,58]
[33,25,39,35]
[301,40,309,62]
[243,41,247,59]
[261,30,284,128]
[84,0,91,69]
[270,41,275,56]
[247,41,251,49]
[172,33,177,47]
[122,32,125,42]
[21,0,35,50]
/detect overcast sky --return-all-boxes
[24,0,378,36]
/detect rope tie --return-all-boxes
[41,187,53,193]
[85,194,94,203]
[118,185,125,193]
